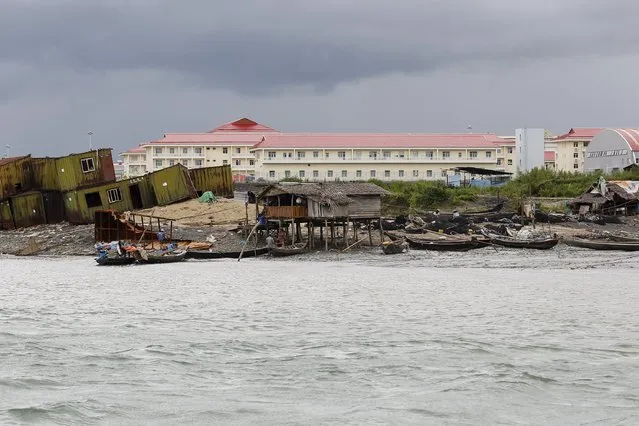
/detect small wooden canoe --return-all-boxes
[95,255,136,266]
[269,242,308,257]
[488,235,559,250]
[563,237,639,251]
[135,249,187,264]
[185,247,269,259]
[405,236,481,251]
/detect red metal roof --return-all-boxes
[251,133,504,150]
[544,151,556,162]
[122,146,146,154]
[554,128,602,140]
[0,155,29,167]
[208,118,279,133]
[144,133,268,145]
[609,128,639,151]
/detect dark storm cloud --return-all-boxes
[2,0,639,96]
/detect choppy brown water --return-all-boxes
[1,248,638,424]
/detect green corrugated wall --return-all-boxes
[0,200,14,229]
[189,165,234,198]
[147,164,197,205]
[11,192,47,228]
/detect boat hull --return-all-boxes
[489,237,558,250]
[405,236,481,251]
[185,247,269,259]
[563,238,639,251]
[137,250,187,264]
[95,256,136,266]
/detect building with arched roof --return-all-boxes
[584,128,639,173]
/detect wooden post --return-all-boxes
[368,219,373,246]
[324,219,329,251]
[291,218,296,244]
[379,216,384,244]
[330,220,335,248]
[352,219,358,242]
[343,218,348,249]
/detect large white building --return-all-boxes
[125,118,620,182]
[584,128,639,173]
[551,127,602,172]
[120,118,278,180]
[250,133,507,182]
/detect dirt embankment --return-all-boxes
[135,197,249,227]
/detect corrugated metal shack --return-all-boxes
[31,148,116,191]
[189,165,234,198]
[0,149,116,228]
[63,164,197,224]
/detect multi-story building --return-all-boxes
[553,128,602,172]
[496,136,518,174]
[120,118,278,180]
[250,133,505,182]
[120,146,147,178]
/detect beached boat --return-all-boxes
[135,249,187,264]
[487,235,559,250]
[405,236,482,251]
[381,239,409,255]
[563,237,639,251]
[95,254,137,266]
[185,246,269,259]
[269,242,308,258]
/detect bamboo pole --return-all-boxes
[238,222,260,261]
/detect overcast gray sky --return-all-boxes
[2,0,639,157]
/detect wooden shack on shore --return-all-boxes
[257,182,389,249]
[571,179,639,215]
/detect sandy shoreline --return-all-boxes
[2,195,639,257]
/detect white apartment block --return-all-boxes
[120,118,278,180]
[552,128,602,172]
[122,118,602,183]
[250,133,506,182]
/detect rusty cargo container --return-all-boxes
[189,165,234,198]
[31,148,116,192]
[63,175,156,224]
[0,156,35,200]
[9,191,47,228]
[147,164,197,206]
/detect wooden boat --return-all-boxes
[563,237,639,251]
[185,246,269,259]
[95,255,136,266]
[405,236,482,251]
[488,235,558,250]
[135,249,187,264]
[269,242,308,258]
[381,240,408,255]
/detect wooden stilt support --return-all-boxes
[368,219,373,246]
[379,217,384,244]
[325,219,329,251]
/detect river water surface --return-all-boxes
[1,248,638,425]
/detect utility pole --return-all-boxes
[88,131,94,150]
